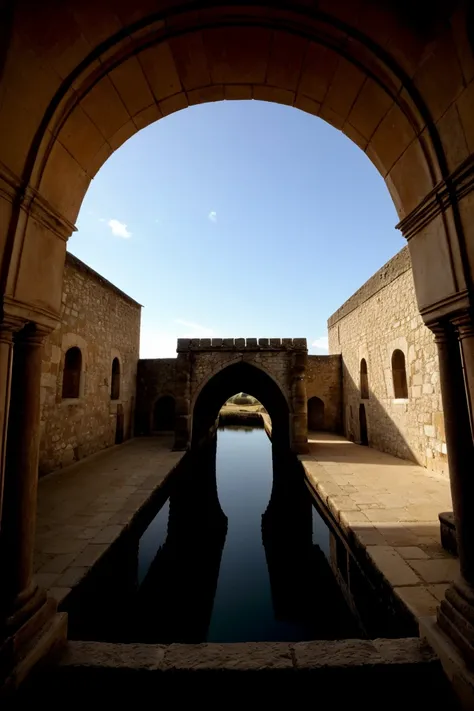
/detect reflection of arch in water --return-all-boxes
[307,396,324,430]
[136,438,228,642]
[261,448,360,638]
[192,361,290,449]
[153,395,175,431]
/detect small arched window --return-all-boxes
[392,349,408,399]
[62,347,82,399]
[111,357,120,400]
[360,358,369,399]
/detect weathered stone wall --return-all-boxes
[39,253,141,475]
[306,355,342,432]
[328,247,447,475]
[135,358,177,434]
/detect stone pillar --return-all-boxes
[0,317,21,530]
[432,317,474,662]
[0,322,66,694]
[174,352,191,451]
[291,350,308,454]
[1,323,49,626]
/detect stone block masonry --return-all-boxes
[328,247,447,475]
[38,253,141,475]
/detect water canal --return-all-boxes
[66,426,363,643]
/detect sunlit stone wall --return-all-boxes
[328,247,447,475]
[38,253,141,475]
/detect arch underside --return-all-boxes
[192,361,290,448]
[26,2,451,231]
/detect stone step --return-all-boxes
[21,638,458,708]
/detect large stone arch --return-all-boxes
[191,360,291,449]
[3,1,474,695]
[2,2,473,331]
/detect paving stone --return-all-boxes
[396,546,430,560]
[408,558,460,583]
[428,583,450,601]
[367,546,421,586]
[394,585,439,618]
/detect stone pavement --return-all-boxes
[300,432,457,626]
[34,437,184,605]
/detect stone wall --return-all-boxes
[39,252,141,475]
[306,355,342,432]
[135,358,177,434]
[327,247,447,475]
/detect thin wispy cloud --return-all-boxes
[107,218,132,239]
[311,336,329,353]
[208,210,217,223]
[175,318,214,338]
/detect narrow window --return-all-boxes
[62,347,82,399]
[360,358,369,399]
[111,357,120,400]
[392,349,408,399]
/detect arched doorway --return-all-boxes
[359,404,368,446]
[307,397,324,431]
[192,361,290,450]
[153,396,175,432]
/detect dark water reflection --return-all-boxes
[66,427,361,643]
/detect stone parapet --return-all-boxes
[176,338,307,352]
[328,248,411,328]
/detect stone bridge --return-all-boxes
[174,338,309,453]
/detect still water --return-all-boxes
[134,427,361,643]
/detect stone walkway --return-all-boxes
[34,437,184,605]
[301,432,457,625]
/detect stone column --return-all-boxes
[0,317,22,530]
[174,352,191,451]
[0,321,67,694]
[432,318,474,661]
[1,323,49,628]
[291,350,308,454]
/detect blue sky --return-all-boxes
[70,100,404,358]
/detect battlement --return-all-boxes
[176,337,307,352]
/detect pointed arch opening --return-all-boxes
[307,397,325,431]
[192,361,290,449]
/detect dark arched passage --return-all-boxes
[192,362,290,449]
[307,397,324,431]
[153,396,176,432]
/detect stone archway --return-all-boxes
[2,1,474,694]
[192,360,290,450]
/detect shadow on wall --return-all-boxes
[341,363,420,465]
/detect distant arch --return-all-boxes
[111,357,121,400]
[153,396,176,432]
[360,358,369,399]
[307,397,325,431]
[62,347,82,399]
[192,361,290,448]
[392,349,408,399]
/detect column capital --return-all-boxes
[452,310,474,340]
[14,322,52,347]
